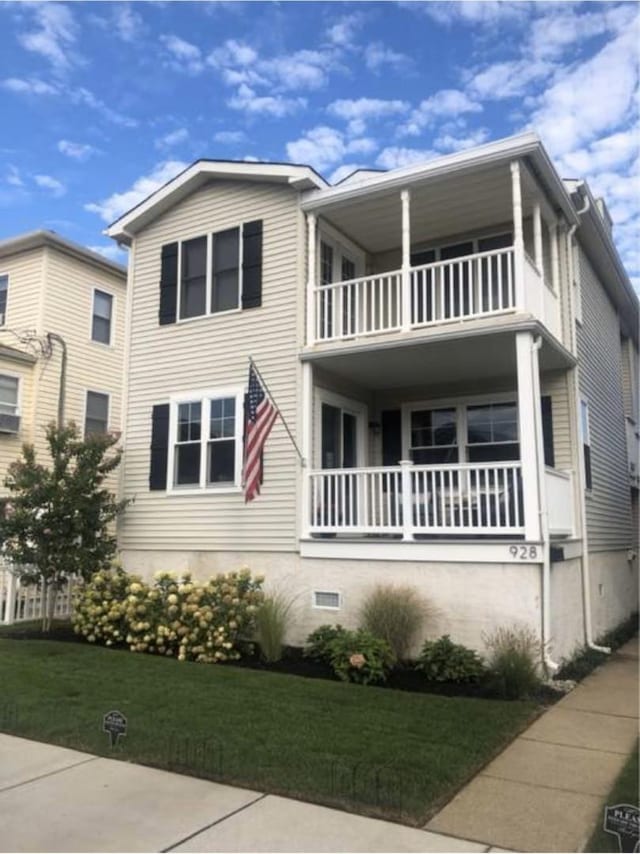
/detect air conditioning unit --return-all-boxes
[0,413,20,434]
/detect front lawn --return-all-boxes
[0,637,536,824]
[586,741,639,852]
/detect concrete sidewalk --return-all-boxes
[0,734,491,854]
[1,638,637,853]
[427,636,639,853]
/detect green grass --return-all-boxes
[0,637,536,824]
[586,742,639,852]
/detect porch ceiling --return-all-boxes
[304,326,573,391]
[318,163,538,254]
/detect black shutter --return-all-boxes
[159,242,178,325]
[381,409,402,466]
[242,220,263,309]
[541,396,554,468]
[149,404,170,490]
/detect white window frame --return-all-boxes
[314,387,368,469]
[175,225,245,325]
[0,272,8,327]
[83,388,111,437]
[317,221,366,285]
[312,590,342,611]
[167,385,244,494]
[0,372,21,416]
[401,391,520,463]
[90,287,115,347]
[410,229,513,263]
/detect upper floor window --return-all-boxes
[169,388,243,491]
[160,221,262,326]
[0,275,8,326]
[0,375,19,415]
[85,390,110,436]
[92,289,113,344]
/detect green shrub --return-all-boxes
[73,567,264,663]
[359,584,428,662]
[484,624,541,699]
[328,628,395,685]
[304,624,347,662]
[416,635,485,683]
[254,591,294,663]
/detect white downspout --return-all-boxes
[532,335,558,672]
[567,187,611,655]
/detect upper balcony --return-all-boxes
[302,147,569,354]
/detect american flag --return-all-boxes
[243,363,278,502]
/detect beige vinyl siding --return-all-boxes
[620,337,639,422]
[576,245,632,550]
[0,248,43,333]
[0,359,35,491]
[33,247,126,459]
[540,371,572,471]
[121,180,304,553]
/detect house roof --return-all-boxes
[0,230,126,279]
[106,159,328,244]
[0,343,37,365]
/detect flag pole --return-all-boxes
[248,356,306,466]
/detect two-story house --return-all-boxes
[0,231,127,484]
[107,133,638,665]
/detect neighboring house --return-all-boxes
[106,133,639,664]
[0,231,127,487]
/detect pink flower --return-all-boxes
[349,653,366,669]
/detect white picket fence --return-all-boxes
[0,562,76,626]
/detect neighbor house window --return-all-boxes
[92,289,113,344]
[0,275,7,325]
[0,375,19,415]
[170,389,243,490]
[580,399,592,489]
[85,391,109,436]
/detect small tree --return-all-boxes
[0,422,129,630]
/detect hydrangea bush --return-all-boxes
[73,567,264,663]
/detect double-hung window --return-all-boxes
[177,228,243,321]
[180,237,207,320]
[0,275,8,325]
[212,228,240,313]
[85,391,110,436]
[466,402,519,462]
[170,389,243,490]
[410,408,458,464]
[0,375,19,415]
[92,289,113,344]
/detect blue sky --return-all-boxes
[1,1,638,288]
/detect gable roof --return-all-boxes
[0,230,126,278]
[106,159,328,245]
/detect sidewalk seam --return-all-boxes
[480,770,611,799]
[0,756,98,794]
[162,792,268,852]
[519,734,634,755]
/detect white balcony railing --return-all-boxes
[312,247,517,343]
[308,461,524,538]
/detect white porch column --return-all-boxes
[550,222,559,292]
[400,459,414,541]
[306,213,317,346]
[300,361,313,540]
[533,202,543,273]
[516,330,542,541]
[510,161,526,311]
[401,189,411,332]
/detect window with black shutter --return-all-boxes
[241,220,263,309]
[149,403,170,490]
[580,399,593,489]
[541,396,555,467]
[180,237,207,319]
[159,243,178,325]
[212,227,240,313]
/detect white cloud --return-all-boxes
[88,244,128,264]
[113,4,143,43]
[416,1,530,27]
[399,90,482,137]
[213,130,247,144]
[208,39,258,68]
[434,128,490,152]
[70,87,138,128]
[329,163,365,184]
[57,140,99,161]
[228,84,306,118]
[160,34,204,75]
[326,14,362,47]
[6,166,24,188]
[364,42,411,73]
[155,128,189,150]
[85,160,188,223]
[557,130,639,178]
[18,3,78,71]
[376,147,438,169]
[34,174,66,197]
[468,59,554,100]
[2,77,59,96]
[328,98,410,135]
[286,126,378,172]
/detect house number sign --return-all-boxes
[509,545,538,560]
